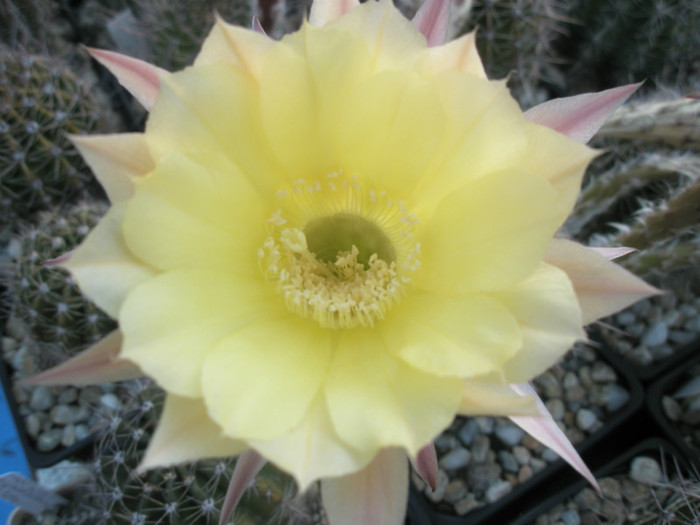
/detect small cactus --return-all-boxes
[93,381,325,525]
[0,49,110,225]
[5,202,116,356]
[461,0,573,107]
[128,0,258,71]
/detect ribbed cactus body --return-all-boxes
[131,0,257,71]
[463,0,571,107]
[7,202,116,353]
[0,51,107,224]
[95,382,325,525]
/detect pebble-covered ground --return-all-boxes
[534,455,699,525]
[414,343,634,517]
[602,290,700,368]
[660,361,700,458]
[1,315,122,454]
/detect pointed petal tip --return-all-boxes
[411,443,439,491]
[43,251,73,267]
[251,16,266,34]
[412,0,450,47]
[525,82,643,144]
[22,331,143,387]
[86,47,167,110]
[219,450,266,525]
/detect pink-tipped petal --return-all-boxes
[510,383,599,492]
[589,246,636,260]
[425,31,486,78]
[410,443,438,491]
[309,0,360,26]
[70,133,153,203]
[251,16,266,34]
[219,450,267,525]
[44,252,73,266]
[22,331,142,386]
[546,239,661,324]
[322,448,409,525]
[412,0,450,47]
[524,83,642,144]
[87,47,168,110]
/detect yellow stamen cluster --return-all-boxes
[258,171,421,328]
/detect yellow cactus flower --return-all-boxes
[31,0,658,522]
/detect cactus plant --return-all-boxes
[458,0,573,107]
[5,201,116,358]
[562,0,700,95]
[125,0,258,72]
[0,49,111,226]
[93,381,325,525]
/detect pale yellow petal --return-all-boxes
[325,329,463,455]
[334,68,446,197]
[408,75,527,212]
[458,379,539,417]
[381,292,521,377]
[518,123,597,211]
[139,394,247,472]
[326,0,426,71]
[251,394,374,491]
[492,263,585,383]
[545,239,661,324]
[195,16,274,78]
[120,269,279,398]
[70,133,153,202]
[258,38,334,180]
[309,0,360,26]
[145,65,284,194]
[202,318,334,441]
[420,31,486,78]
[418,171,565,294]
[122,152,266,275]
[65,203,157,318]
[321,448,408,525]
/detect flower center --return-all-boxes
[258,171,421,329]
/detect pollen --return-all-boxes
[258,171,421,329]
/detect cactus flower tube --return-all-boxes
[30,0,659,522]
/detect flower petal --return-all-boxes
[517,122,597,211]
[145,65,283,195]
[524,83,642,144]
[421,31,486,78]
[139,394,247,472]
[87,47,168,110]
[325,328,463,454]
[419,170,565,294]
[326,0,426,71]
[122,152,265,275]
[409,76,527,213]
[218,450,267,525]
[120,269,279,398]
[251,394,374,491]
[510,383,599,491]
[491,263,585,383]
[382,292,520,377]
[202,318,334,440]
[334,68,445,197]
[321,448,409,525]
[309,0,360,26]
[22,331,141,386]
[195,16,274,78]
[64,202,157,318]
[411,0,449,47]
[70,133,153,202]
[410,443,438,491]
[590,246,636,260]
[545,239,661,325]
[458,379,539,416]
